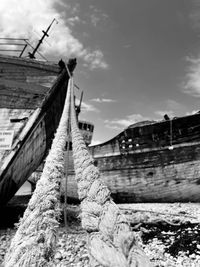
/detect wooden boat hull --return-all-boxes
[66,113,200,203]
[0,55,74,205]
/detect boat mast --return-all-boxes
[28,18,57,59]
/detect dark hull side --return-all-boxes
[66,113,200,203]
[0,62,71,205]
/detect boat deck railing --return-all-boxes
[0,38,30,57]
[0,38,48,60]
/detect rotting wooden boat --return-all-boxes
[0,20,95,205]
[0,52,79,205]
[65,112,200,203]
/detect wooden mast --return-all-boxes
[28,18,58,59]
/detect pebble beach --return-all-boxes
[0,203,200,266]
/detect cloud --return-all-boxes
[182,1,200,97]
[89,5,109,27]
[90,14,100,27]
[0,0,108,70]
[189,0,200,31]
[90,98,116,103]
[67,16,81,26]
[82,50,108,70]
[182,56,200,97]
[154,99,183,119]
[154,110,175,118]
[104,114,150,130]
[70,3,81,15]
[185,110,199,116]
[166,99,183,110]
[81,102,99,113]
[123,44,132,49]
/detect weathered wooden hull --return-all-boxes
[66,113,200,203]
[0,55,72,205]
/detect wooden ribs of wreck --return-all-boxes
[0,55,76,205]
[66,113,200,203]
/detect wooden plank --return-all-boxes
[0,79,50,94]
[66,159,200,203]
[0,54,59,73]
[0,95,41,109]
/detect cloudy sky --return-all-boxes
[1,0,200,144]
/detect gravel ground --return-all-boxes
[0,203,200,266]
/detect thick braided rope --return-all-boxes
[70,79,152,267]
[4,76,72,267]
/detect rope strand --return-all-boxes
[4,75,72,267]
[70,78,152,267]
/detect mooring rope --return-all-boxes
[4,74,72,267]
[70,78,152,267]
[4,68,152,267]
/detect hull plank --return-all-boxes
[67,157,200,203]
[0,55,59,109]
